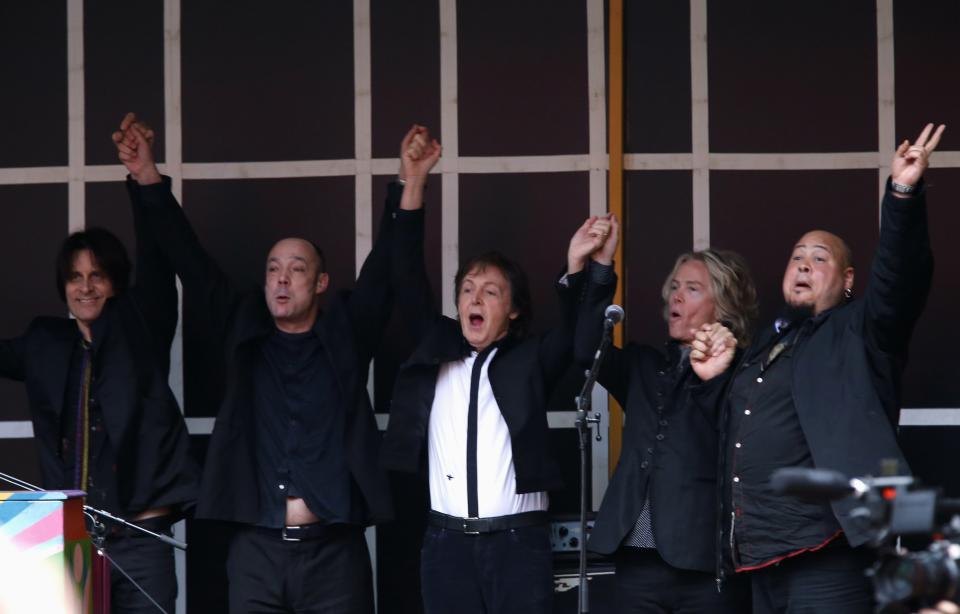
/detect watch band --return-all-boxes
[891,181,915,194]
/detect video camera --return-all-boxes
[771,465,960,614]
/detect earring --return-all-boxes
[843,287,853,300]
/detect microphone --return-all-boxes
[769,467,861,502]
[604,304,624,329]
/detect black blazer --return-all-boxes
[574,269,727,573]
[0,178,198,517]
[379,192,587,494]
[720,182,933,549]
[134,178,397,526]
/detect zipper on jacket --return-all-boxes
[729,510,736,557]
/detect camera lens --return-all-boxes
[873,549,959,610]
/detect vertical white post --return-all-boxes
[67,0,85,234]
[876,0,896,215]
[440,0,460,318]
[690,0,710,250]
[163,1,187,611]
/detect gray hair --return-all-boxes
[660,249,759,347]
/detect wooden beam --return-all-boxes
[607,0,625,477]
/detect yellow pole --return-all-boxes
[607,0,625,477]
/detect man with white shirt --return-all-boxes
[380,125,611,613]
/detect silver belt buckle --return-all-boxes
[282,526,302,542]
[463,517,480,535]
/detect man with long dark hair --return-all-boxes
[0,114,199,612]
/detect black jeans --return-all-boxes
[420,523,553,614]
[104,523,177,614]
[745,540,874,614]
[226,525,374,614]
[614,548,750,614]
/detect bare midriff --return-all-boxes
[285,497,320,526]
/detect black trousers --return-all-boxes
[420,523,553,614]
[744,540,875,614]
[614,547,750,614]
[104,524,177,614]
[226,525,374,614]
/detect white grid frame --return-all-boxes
[1,0,959,480]
[1,0,960,609]
[1,2,958,471]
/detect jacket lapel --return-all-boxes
[43,323,77,422]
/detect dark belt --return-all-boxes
[428,510,548,535]
[103,514,175,539]
[253,522,359,543]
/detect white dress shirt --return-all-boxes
[427,348,549,518]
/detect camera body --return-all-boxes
[872,539,960,614]
[853,476,960,612]
[771,468,960,613]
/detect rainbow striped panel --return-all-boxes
[0,491,92,613]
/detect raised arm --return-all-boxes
[112,112,162,186]
[389,125,443,341]
[864,123,944,357]
[346,125,442,356]
[536,214,615,387]
[570,216,631,402]
[113,114,178,366]
[113,113,242,330]
[398,124,441,214]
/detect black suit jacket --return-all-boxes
[574,269,727,573]
[135,177,396,525]
[0,178,198,517]
[379,191,586,494]
[720,181,933,550]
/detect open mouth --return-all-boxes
[669,310,681,320]
[793,281,812,291]
[468,314,484,327]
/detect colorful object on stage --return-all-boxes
[0,490,92,613]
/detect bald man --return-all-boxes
[714,124,945,613]
[114,113,400,613]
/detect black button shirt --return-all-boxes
[725,326,840,570]
[254,328,355,528]
[60,336,120,514]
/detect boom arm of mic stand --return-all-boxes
[576,322,613,423]
[0,470,43,492]
[84,506,187,550]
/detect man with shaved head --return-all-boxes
[782,229,854,318]
[716,124,945,613]
[114,113,400,613]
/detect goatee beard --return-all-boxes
[779,303,815,326]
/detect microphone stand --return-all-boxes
[0,470,185,613]
[573,317,614,614]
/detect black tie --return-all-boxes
[467,345,496,519]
